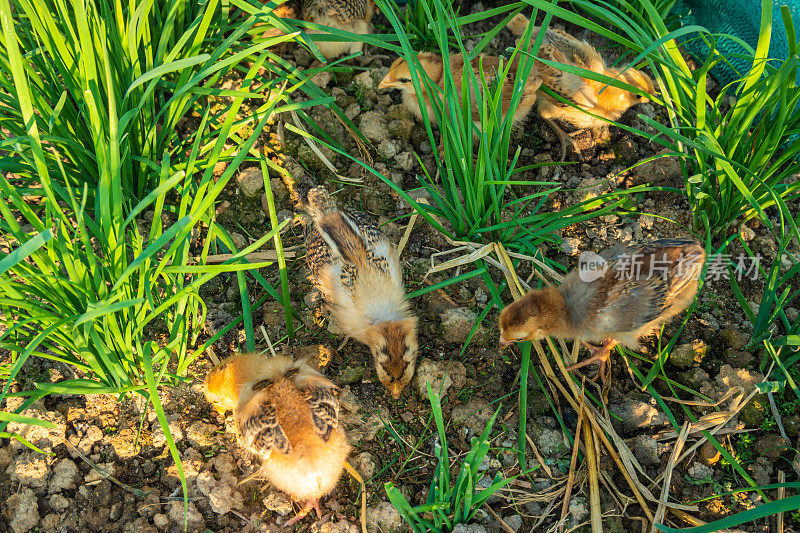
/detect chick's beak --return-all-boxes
[388,382,403,399]
[499,335,512,349]
[378,76,393,90]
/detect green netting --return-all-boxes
[675,0,800,85]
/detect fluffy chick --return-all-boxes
[203,352,349,526]
[304,187,418,399]
[508,13,655,160]
[299,0,374,59]
[378,52,542,128]
[499,239,705,382]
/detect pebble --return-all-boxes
[208,484,243,515]
[235,167,264,198]
[414,358,467,398]
[49,458,79,493]
[608,394,669,435]
[365,501,405,533]
[670,340,707,368]
[688,462,713,480]
[359,111,389,143]
[439,307,485,345]
[395,151,414,171]
[353,452,378,480]
[263,490,293,516]
[7,487,39,533]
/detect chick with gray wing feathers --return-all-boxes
[499,239,705,384]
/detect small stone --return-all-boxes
[168,501,203,530]
[196,470,217,497]
[7,487,39,533]
[560,237,582,256]
[263,490,293,516]
[312,70,332,89]
[354,71,374,90]
[6,408,66,451]
[185,421,217,447]
[78,425,104,454]
[359,112,388,144]
[153,513,169,529]
[49,494,69,512]
[236,167,264,198]
[568,495,588,527]
[451,525,488,533]
[49,458,78,493]
[7,452,49,490]
[365,501,404,533]
[609,394,669,435]
[345,103,361,120]
[739,224,756,242]
[786,307,799,323]
[395,151,414,171]
[688,462,713,480]
[631,149,682,185]
[84,462,115,484]
[337,366,367,388]
[353,452,377,480]
[208,484,243,515]
[451,399,496,436]
[720,329,749,350]
[151,419,183,449]
[537,428,565,456]
[670,340,707,368]
[633,435,659,466]
[439,307,481,345]
[378,139,398,159]
[503,515,522,532]
[414,358,467,398]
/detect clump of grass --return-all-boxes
[385,383,511,532]
[0,0,324,516]
[536,0,800,237]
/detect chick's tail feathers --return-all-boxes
[508,13,530,37]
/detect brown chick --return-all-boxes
[378,52,542,129]
[304,186,418,399]
[203,352,349,526]
[499,239,705,383]
[508,13,655,160]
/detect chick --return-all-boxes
[378,52,542,128]
[304,186,418,399]
[508,14,655,160]
[299,0,374,59]
[203,352,349,526]
[499,239,705,383]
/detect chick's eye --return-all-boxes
[398,77,411,83]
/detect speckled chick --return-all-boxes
[300,0,374,59]
[508,14,655,160]
[304,186,418,399]
[378,52,542,128]
[499,239,705,381]
[203,352,349,526]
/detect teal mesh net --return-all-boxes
[675,0,800,85]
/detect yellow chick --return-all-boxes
[304,187,418,399]
[378,52,542,128]
[203,352,350,526]
[499,239,705,383]
[508,13,655,160]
